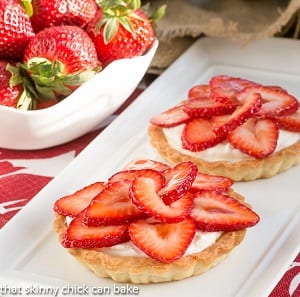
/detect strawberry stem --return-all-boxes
[19,0,33,17]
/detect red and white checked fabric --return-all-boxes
[0,77,299,296]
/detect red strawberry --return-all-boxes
[128,218,196,263]
[86,1,164,66]
[275,106,300,132]
[150,104,191,128]
[181,118,227,152]
[190,172,234,193]
[183,97,236,118]
[31,0,97,32]
[130,175,193,223]
[190,190,260,232]
[210,75,260,103]
[62,213,129,248]
[0,0,35,60]
[0,60,23,108]
[124,159,171,172]
[53,181,105,217]
[251,86,299,118]
[212,89,262,135]
[158,161,198,204]
[228,118,279,159]
[108,168,166,185]
[188,84,210,100]
[35,98,58,109]
[22,25,100,102]
[83,180,146,226]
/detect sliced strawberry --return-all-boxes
[150,104,191,128]
[188,84,211,100]
[108,168,166,185]
[130,175,193,223]
[183,97,236,118]
[248,86,299,118]
[210,75,260,103]
[124,159,171,172]
[181,118,227,152]
[129,218,196,263]
[212,90,262,135]
[83,180,146,226]
[274,106,300,132]
[158,161,198,204]
[228,118,279,159]
[190,172,233,193]
[190,191,260,232]
[53,182,105,217]
[62,213,129,249]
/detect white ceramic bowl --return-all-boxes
[0,40,158,150]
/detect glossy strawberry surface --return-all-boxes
[31,0,97,32]
[0,0,35,60]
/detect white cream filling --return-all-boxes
[163,125,300,162]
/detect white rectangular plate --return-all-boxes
[0,37,299,297]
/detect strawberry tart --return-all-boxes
[148,75,300,181]
[54,159,259,284]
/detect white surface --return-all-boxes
[0,37,300,297]
[0,40,158,150]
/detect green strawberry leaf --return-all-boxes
[6,63,23,87]
[17,88,36,110]
[103,17,119,43]
[150,4,166,23]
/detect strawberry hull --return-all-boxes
[0,40,158,150]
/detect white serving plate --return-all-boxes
[0,40,158,150]
[0,37,299,297]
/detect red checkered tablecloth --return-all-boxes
[0,76,299,296]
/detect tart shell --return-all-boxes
[148,124,300,181]
[54,214,245,284]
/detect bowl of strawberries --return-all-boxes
[0,0,161,150]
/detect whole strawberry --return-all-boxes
[86,0,164,66]
[22,25,101,101]
[0,0,35,60]
[30,0,98,32]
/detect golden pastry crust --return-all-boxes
[54,214,245,284]
[148,124,300,181]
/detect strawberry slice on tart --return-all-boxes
[62,213,129,249]
[248,85,299,118]
[83,180,147,226]
[188,84,211,100]
[228,118,279,159]
[54,181,105,217]
[209,75,260,103]
[190,172,234,193]
[130,174,193,223]
[275,106,300,132]
[181,118,227,152]
[158,161,198,204]
[183,97,236,118]
[129,218,196,263]
[150,104,192,128]
[190,190,260,232]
